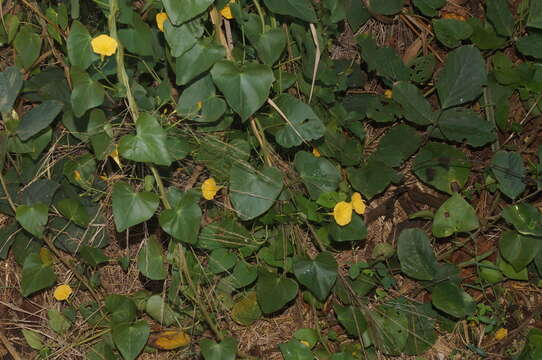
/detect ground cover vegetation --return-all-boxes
[1,0,542,359]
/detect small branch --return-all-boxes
[210,7,232,60]
[0,172,16,214]
[0,329,22,360]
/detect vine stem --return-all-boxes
[150,165,170,210]
[0,172,16,214]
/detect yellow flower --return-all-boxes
[202,178,221,200]
[53,284,73,301]
[333,201,353,226]
[494,328,508,341]
[220,0,235,19]
[312,148,321,157]
[351,192,366,215]
[91,34,118,56]
[156,12,168,32]
[384,89,393,99]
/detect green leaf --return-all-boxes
[0,66,23,112]
[486,0,514,37]
[221,262,258,289]
[106,294,137,323]
[347,159,395,199]
[112,320,150,360]
[164,19,203,57]
[412,0,446,17]
[70,68,105,118]
[392,81,434,125]
[501,203,542,237]
[16,203,48,238]
[229,164,283,221]
[162,0,213,25]
[137,235,166,280]
[432,193,479,238]
[119,112,173,166]
[499,230,541,272]
[14,25,42,70]
[358,36,410,82]
[274,94,325,148]
[21,252,56,297]
[328,214,368,242]
[413,142,471,194]
[293,252,338,302]
[294,151,341,200]
[48,309,71,334]
[433,19,473,48]
[22,329,44,350]
[402,303,438,355]
[397,228,437,281]
[346,0,371,32]
[433,108,496,147]
[67,21,97,70]
[56,198,90,227]
[368,303,408,355]
[211,60,274,121]
[231,292,261,326]
[479,260,504,284]
[527,0,542,30]
[498,256,528,280]
[368,0,404,15]
[87,109,113,160]
[253,28,287,65]
[159,188,202,244]
[431,281,475,318]
[517,34,542,59]
[279,340,314,360]
[334,303,367,337]
[436,46,487,109]
[118,17,154,57]
[262,0,317,22]
[145,295,178,326]
[16,100,64,141]
[207,248,237,274]
[370,124,421,167]
[256,269,298,314]
[200,337,237,360]
[491,150,525,200]
[79,246,109,267]
[176,74,226,123]
[86,341,117,360]
[112,182,159,232]
[175,38,225,86]
[468,18,507,50]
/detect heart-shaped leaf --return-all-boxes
[200,337,237,360]
[294,151,341,199]
[175,38,225,86]
[14,25,42,70]
[211,60,274,121]
[347,159,395,199]
[0,66,23,113]
[67,21,97,70]
[56,198,90,227]
[253,28,287,65]
[119,112,173,166]
[112,320,150,360]
[162,0,213,25]
[293,252,338,301]
[70,68,105,118]
[137,235,166,280]
[501,203,542,237]
[328,214,368,242]
[433,19,473,48]
[368,303,409,355]
[112,182,159,232]
[16,203,48,238]
[431,281,475,318]
[164,19,203,57]
[432,193,479,238]
[491,150,525,200]
[279,340,314,360]
[231,292,261,326]
[370,124,421,168]
[256,268,298,314]
[499,230,542,272]
[334,304,367,337]
[436,45,487,109]
[229,164,283,221]
[17,100,64,141]
[397,228,437,280]
[159,189,202,244]
[274,94,325,148]
[21,252,56,297]
[105,294,137,324]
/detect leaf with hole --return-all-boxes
[293,252,338,302]
[274,94,325,148]
[112,182,159,232]
[397,228,437,280]
[111,320,150,360]
[436,46,487,109]
[211,60,274,121]
[256,268,298,314]
[21,252,56,297]
[119,113,172,166]
[432,193,479,238]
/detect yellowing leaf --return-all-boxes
[333,201,353,226]
[109,145,122,168]
[39,247,53,266]
[156,12,168,32]
[312,147,321,157]
[220,1,235,19]
[202,178,221,200]
[53,284,73,301]
[73,170,82,181]
[351,192,366,215]
[494,328,508,340]
[149,330,191,350]
[91,34,118,56]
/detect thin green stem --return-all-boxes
[0,172,16,214]
[150,165,171,210]
[252,0,266,33]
